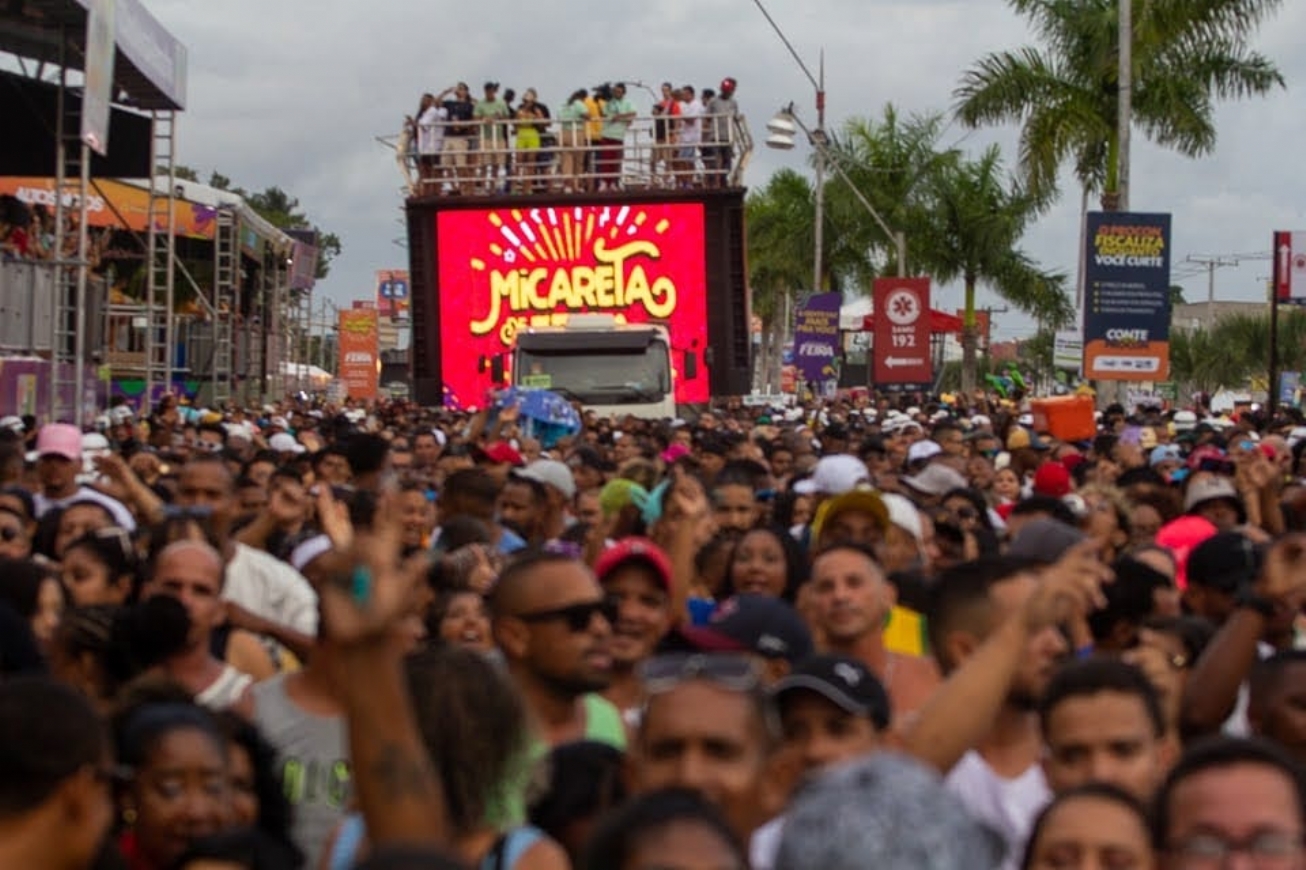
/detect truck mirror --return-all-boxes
[490,355,505,384]
[683,350,698,380]
[478,355,489,374]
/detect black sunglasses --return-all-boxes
[516,598,617,632]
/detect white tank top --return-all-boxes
[195,664,253,711]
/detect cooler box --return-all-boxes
[1031,396,1096,442]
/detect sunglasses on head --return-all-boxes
[1197,457,1235,476]
[516,598,617,632]
[638,653,761,694]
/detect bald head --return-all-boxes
[152,540,223,588]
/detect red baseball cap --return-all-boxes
[479,441,524,467]
[595,537,673,592]
[1032,461,1072,498]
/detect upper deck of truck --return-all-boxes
[393,96,753,202]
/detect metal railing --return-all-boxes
[393,111,753,197]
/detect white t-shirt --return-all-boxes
[34,486,136,531]
[678,100,703,145]
[945,751,1050,870]
[750,816,785,870]
[224,543,319,636]
[417,105,446,156]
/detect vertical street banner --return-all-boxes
[338,308,379,400]
[873,277,932,387]
[793,292,842,391]
[1274,231,1306,304]
[375,269,411,320]
[82,0,116,156]
[1082,212,1172,381]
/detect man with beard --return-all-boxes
[595,538,675,722]
[491,550,625,750]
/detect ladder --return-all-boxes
[144,111,178,413]
[49,46,85,424]
[212,208,239,408]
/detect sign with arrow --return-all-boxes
[873,277,932,387]
[1274,231,1306,304]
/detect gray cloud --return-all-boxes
[149,0,1300,339]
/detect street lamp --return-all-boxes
[767,105,907,278]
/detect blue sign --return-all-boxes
[1082,212,1172,382]
[793,293,842,386]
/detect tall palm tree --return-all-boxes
[955,0,1285,207]
[747,170,816,390]
[924,145,1072,394]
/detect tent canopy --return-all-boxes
[861,308,964,335]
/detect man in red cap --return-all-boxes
[596,537,676,720]
[1032,461,1073,499]
[706,77,739,187]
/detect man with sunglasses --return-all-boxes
[630,652,780,844]
[491,550,625,750]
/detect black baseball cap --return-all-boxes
[678,594,814,664]
[1186,532,1263,593]
[773,654,891,730]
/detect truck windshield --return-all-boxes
[516,341,671,404]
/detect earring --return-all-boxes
[122,807,136,825]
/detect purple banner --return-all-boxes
[794,292,842,385]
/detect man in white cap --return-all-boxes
[511,459,578,544]
[32,424,135,530]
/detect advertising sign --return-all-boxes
[376,269,411,320]
[793,292,841,388]
[82,0,116,155]
[1274,231,1306,304]
[872,277,932,387]
[1083,212,1172,381]
[1053,330,1083,371]
[337,308,379,400]
[436,203,709,406]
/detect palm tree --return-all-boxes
[923,145,1072,394]
[955,0,1285,207]
[747,170,816,390]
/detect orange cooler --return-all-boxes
[1031,396,1096,442]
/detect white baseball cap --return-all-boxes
[793,455,871,496]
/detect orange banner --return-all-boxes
[0,176,217,239]
[338,308,380,400]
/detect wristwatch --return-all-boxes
[1234,586,1277,618]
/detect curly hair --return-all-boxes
[404,645,530,834]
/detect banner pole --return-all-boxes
[1269,232,1283,418]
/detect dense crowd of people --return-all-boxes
[0,194,110,265]
[405,79,741,195]
[3,391,1306,869]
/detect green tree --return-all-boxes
[954,0,1285,208]
[747,169,816,390]
[1170,284,1188,306]
[922,145,1071,394]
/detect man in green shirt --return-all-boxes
[474,81,511,193]
[597,82,636,190]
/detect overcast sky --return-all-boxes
[149,0,1303,342]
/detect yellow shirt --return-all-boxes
[584,97,604,140]
[883,605,928,657]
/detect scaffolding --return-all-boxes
[211,207,239,407]
[144,111,178,409]
[49,36,87,424]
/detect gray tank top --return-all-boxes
[251,673,352,870]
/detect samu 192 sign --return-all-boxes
[873,277,932,387]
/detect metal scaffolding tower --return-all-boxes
[144,111,178,410]
[49,37,89,425]
[212,207,239,407]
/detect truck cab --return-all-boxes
[499,314,697,419]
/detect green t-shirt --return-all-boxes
[488,693,627,828]
[600,97,636,141]
[475,99,510,144]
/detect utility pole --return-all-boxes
[1185,255,1240,327]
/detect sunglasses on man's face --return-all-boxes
[515,598,617,633]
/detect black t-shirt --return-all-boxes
[443,99,475,136]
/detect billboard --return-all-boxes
[1083,212,1172,381]
[82,0,116,156]
[435,203,709,406]
[1274,231,1306,304]
[376,269,411,320]
[338,308,379,400]
[793,292,841,388]
[872,277,932,387]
